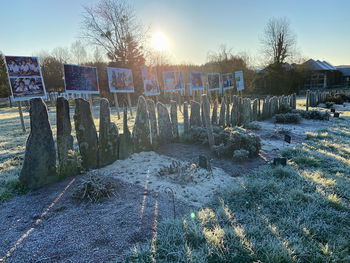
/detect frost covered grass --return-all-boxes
[119,112,350,262]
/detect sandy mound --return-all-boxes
[96,151,237,207]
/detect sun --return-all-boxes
[151,32,169,51]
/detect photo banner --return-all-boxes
[4,56,46,101]
[190,72,204,90]
[63,64,99,94]
[207,73,221,91]
[235,70,244,91]
[163,71,185,93]
[107,67,134,93]
[141,66,160,96]
[222,73,234,91]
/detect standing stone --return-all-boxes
[219,100,226,126]
[146,99,158,146]
[201,102,205,127]
[157,102,173,144]
[170,100,179,141]
[20,98,57,189]
[226,101,230,126]
[56,97,77,178]
[252,99,258,121]
[211,100,218,125]
[190,100,201,127]
[231,96,238,126]
[292,93,296,110]
[99,98,119,167]
[184,102,190,134]
[74,98,99,170]
[119,107,133,160]
[202,94,215,149]
[241,98,251,125]
[133,96,151,152]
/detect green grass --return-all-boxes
[119,110,350,262]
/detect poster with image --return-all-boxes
[235,70,244,91]
[63,64,99,94]
[141,66,160,96]
[190,72,204,90]
[163,71,185,92]
[222,73,234,90]
[107,67,134,93]
[4,56,46,101]
[207,73,220,91]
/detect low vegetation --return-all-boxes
[120,114,350,262]
[275,113,301,123]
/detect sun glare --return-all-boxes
[151,32,169,51]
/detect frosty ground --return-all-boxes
[0,98,349,262]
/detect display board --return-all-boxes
[141,66,160,96]
[4,56,46,101]
[190,72,204,90]
[207,73,221,91]
[235,70,245,91]
[222,73,234,90]
[63,64,99,94]
[163,71,185,92]
[107,67,134,93]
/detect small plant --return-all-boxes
[72,173,116,202]
[275,113,301,124]
[244,121,261,130]
[292,109,330,121]
[232,149,249,162]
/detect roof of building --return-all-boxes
[303,59,337,71]
[336,66,350,76]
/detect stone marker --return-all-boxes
[20,98,57,189]
[99,98,119,167]
[231,96,238,126]
[202,94,215,149]
[219,100,226,126]
[133,96,151,152]
[74,98,99,170]
[146,99,158,146]
[184,102,190,134]
[157,102,173,144]
[241,98,251,125]
[226,101,230,126]
[119,107,133,159]
[201,102,205,127]
[190,100,201,127]
[252,99,258,121]
[198,155,211,171]
[56,96,77,178]
[170,100,179,140]
[211,100,218,125]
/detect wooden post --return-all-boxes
[113,93,121,119]
[17,101,26,132]
[127,93,133,116]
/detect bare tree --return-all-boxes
[51,47,71,64]
[81,0,147,66]
[70,40,88,65]
[261,17,296,64]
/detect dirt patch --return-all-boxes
[0,175,192,263]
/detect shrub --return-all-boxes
[232,149,249,162]
[275,113,301,124]
[244,121,261,130]
[72,173,116,202]
[292,109,330,121]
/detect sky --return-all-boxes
[0,0,349,66]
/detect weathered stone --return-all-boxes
[190,100,201,127]
[252,99,258,121]
[241,98,251,125]
[202,94,215,149]
[146,99,158,146]
[184,102,190,134]
[219,100,226,126]
[170,100,179,141]
[119,107,133,160]
[99,98,119,167]
[201,102,205,127]
[56,97,77,178]
[211,100,218,125]
[198,155,211,171]
[226,101,230,126]
[237,97,243,125]
[231,96,239,126]
[157,102,173,144]
[133,96,151,152]
[74,98,99,170]
[20,98,57,189]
